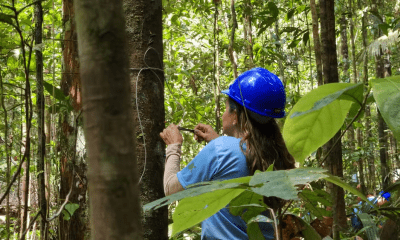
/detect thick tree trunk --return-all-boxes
[122,1,167,239]
[310,0,323,86]
[59,0,87,239]
[75,0,143,238]
[320,0,347,238]
[34,2,47,238]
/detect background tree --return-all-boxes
[34,0,47,238]
[58,0,88,238]
[320,0,347,238]
[122,1,168,239]
[74,0,142,238]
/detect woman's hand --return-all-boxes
[194,123,219,143]
[160,124,183,145]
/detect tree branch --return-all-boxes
[0,4,15,11]
[46,182,73,222]
[17,0,44,15]
[0,153,27,205]
[19,210,41,240]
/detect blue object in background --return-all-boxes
[351,191,391,231]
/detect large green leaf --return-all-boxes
[43,81,68,102]
[143,176,251,211]
[229,191,266,218]
[371,76,400,141]
[283,83,361,163]
[299,189,332,219]
[171,188,245,236]
[289,83,363,118]
[249,168,327,200]
[0,13,13,25]
[369,207,400,222]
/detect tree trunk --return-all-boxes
[59,0,87,239]
[378,110,390,189]
[373,0,390,189]
[45,96,51,213]
[243,0,253,68]
[320,0,347,238]
[274,21,286,86]
[21,80,32,240]
[340,14,349,82]
[229,0,238,78]
[214,1,221,133]
[0,64,11,240]
[75,0,143,238]
[361,8,375,192]
[349,0,357,83]
[310,0,323,86]
[20,160,29,239]
[122,1,168,239]
[34,2,47,238]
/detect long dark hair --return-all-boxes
[228,97,295,209]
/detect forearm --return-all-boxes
[164,143,184,196]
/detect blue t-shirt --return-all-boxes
[177,136,274,240]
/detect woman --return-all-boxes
[160,67,295,239]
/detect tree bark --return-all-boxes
[349,0,357,83]
[74,0,142,238]
[0,64,11,240]
[310,0,323,86]
[378,110,390,189]
[274,21,286,86]
[340,14,349,82]
[214,1,221,133]
[229,0,238,78]
[320,0,347,238]
[20,160,29,239]
[34,1,47,238]
[373,0,390,190]
[243,0,254,68]
[45,96,51,213]
[361,8,375,192]
[123,0,168,239]
[59,0,87,239]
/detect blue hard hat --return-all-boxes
[221,67,286,118]
[379,191,391,201]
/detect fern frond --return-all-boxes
[367,30,400,56]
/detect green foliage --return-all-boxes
[0,13,13,25]
[283,83,363,163]
[299,188,332,219]
[62,203,80,221]
[171,188,245,236]
[371,76,400,141]
[145,168,371,238]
